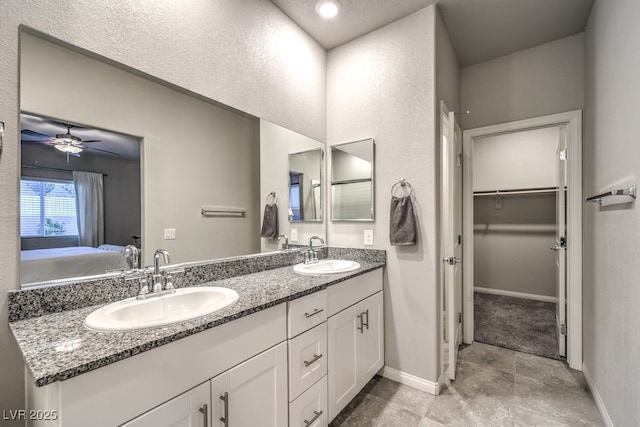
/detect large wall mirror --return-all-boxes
[288,148,323,222]
[330,138,375,221]
[19,31,325,287]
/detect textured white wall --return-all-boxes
[584,0,640,425]
[0,0,325,414]
[328,7,439,383]
[461,33,584,130]
[260,120,325,253]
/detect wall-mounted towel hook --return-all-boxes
[266,192,277,205]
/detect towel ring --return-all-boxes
[266,192,277,205]
[391,178,413,197]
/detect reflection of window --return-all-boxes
[289,172,303,221]
[20,178,78,237]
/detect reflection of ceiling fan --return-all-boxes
[21,123,121,157]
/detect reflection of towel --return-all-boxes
[261,203,278,238]
[390,196,416,246]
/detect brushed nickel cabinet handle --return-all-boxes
[219,392,229,426]
[305,308,324,318]
[357,313,364,333]
[198,404,208,427]
[304,410,323,426]
[303,353,323,367]
[362,309,369,330]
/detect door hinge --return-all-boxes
[560,323,567,335]
[456,153,463,167]
[457,312,462,324]
[560,236,567,249]
[559,149,567,161]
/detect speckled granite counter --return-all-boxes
[10,249,384,387]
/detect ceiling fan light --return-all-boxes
[54,144,83,154]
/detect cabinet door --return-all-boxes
[357,291,384,387]
[328,305,359,421]
[211,342,288,427]
[122,382,210,427]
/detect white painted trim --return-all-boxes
[380,366,442,396]
[474,286,558,303]
[462,110,583,369]
[583,364,614,427]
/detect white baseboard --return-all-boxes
[380,366,442,395]
[474,286,558,303]
[582,364,614,427]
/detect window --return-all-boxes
[20,178,78,237]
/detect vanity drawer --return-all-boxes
[288,323,328,401]
[327,268,382,317]
[289,376,328,427]
[288,290,327,338]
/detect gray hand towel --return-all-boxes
[261,203,278,238]
[390,196,416,245]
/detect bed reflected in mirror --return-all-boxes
[20,113,142,285]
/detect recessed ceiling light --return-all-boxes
[316,0,341,19]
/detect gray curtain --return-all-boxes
[73,171,104,247]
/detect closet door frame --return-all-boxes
[462,110,583,370]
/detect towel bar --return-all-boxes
[585,185,636,206]
[201,206,246,217]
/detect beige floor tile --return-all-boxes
[457,342,516,375]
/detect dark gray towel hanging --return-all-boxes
[390,196,416,245]
[261,193,278,238]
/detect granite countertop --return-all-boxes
[10,260,384,387]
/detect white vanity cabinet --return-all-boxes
[327,269,384,421]
[121,382,210,427]
[210,342,288,427]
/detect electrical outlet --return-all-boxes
[291,228,298,242]
[364,229,374,246]
[164,228,176,240]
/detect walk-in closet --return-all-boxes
[472,126,564,359]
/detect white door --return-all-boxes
[555,129,568,357]
[211,342,288,427]
[441,103,463,381]
[122,382,210,427]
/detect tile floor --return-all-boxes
[330,342,604,426]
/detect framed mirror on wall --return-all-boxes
[288,148,324,222]
[330,138,375,221]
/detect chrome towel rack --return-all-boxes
[585,185,636,206]
[201,205,246,217]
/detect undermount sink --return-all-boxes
[84,287,239,331]
[293,259,361,275]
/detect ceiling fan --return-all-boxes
[21,123,121,158]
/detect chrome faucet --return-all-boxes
[277,234,289,250]
[305,236,325,264]
[153,249,171,292]
[124,245,140,270]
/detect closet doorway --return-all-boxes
[462,111,583,370]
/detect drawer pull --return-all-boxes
[220,392,229,426]
[304,410,323,426]
[304,308,324,318]
[303,353,323,367]
[199,404,208,427]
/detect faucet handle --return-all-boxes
[137,277,150,299]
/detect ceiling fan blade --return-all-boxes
[21,129,53,141]
[85,146,121,156]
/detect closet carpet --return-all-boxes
[474,292,560,360]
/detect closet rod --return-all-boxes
[473,187,558,197]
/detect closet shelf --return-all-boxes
[585,185,636,206]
